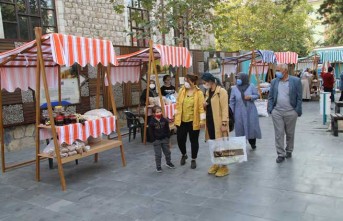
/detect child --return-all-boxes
[149,105,175,172]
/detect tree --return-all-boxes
[109,0,222,47]
[318,0,343,45]
[214,0,314,56]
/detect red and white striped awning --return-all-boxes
[0,33,118,91]
[275,52,298,64]
[107,44,193,85]
[116,44,192,68]
[0,67,58,92]
[0,33,118,67]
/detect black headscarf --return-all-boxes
[237,72,250,105]
[201,72,222,86]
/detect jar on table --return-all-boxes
[70,115,77,124]
[64,114,72,125]
[55,114,64,126]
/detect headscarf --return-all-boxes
[201,72,222,86]
[237,72,250,105]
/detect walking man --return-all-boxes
[268,64,302,163]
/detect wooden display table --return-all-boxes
[331,113,343,136]
[335,101,343,114]
[37,116,125,190]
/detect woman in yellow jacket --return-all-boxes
[174,74,205,169]
[202,73,230,177]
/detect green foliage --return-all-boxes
[109,0,221,46]
[318,0,343,45]
[214,0,314,56]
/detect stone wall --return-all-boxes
[55,0,129,45]
[4,125,36,152]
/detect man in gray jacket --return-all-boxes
[268,64,302,163]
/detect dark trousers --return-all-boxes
[177,122,200,159]
[339,92,343,101]
[324,87,335,102]
[153,138,171,168]
[248,139,256,147]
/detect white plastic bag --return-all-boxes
[208,136,247,165]
[255,99,269,117]
[43,141,55,156]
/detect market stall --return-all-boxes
[313,46,343,83]
[113,41,192,144]
[0,28,125,191]
[297,55,320,99]
[222,50,276,95]
[274,51,299,75]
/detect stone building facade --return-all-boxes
[0,0,226,152]
[55,0,129,46]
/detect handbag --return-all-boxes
[208,136,247,165]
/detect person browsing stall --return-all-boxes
[160,75,176,96]
[321,67,335,102]
[140,79,158,105]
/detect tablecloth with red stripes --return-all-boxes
[39,116,116,145]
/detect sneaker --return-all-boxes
[166,162,175,169]
[180,155,188,166]
[286,152,292,158]
[156,167,162,173]
[208,164,219,174]
[251,145,257,150]
[276,156,285,163]
[191,160,196,169]
[215,165,230,177]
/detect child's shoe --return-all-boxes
[156,166,162,173]
[166,162,175,169]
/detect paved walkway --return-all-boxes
[1,101,343,221]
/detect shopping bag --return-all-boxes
[208,136,247,165]
[255,99,269,117]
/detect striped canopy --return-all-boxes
[313,46,343,63]
[222,50,276,65]
[0,33,118,67]
[0,33,118,91]
[116,44,192,68]
[106,44,193,85]
[275,52,298,64]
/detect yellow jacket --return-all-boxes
[175,86,206,130]
[205,86,229,140]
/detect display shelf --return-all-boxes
[38,139,122,164]
[38,124,52,129]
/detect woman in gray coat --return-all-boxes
[230,73,262,149]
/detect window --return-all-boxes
[128,0,149,47]
[0,0,57,41]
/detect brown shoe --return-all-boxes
[215,165,230,177]
[208,164,220,174]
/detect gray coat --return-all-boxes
[230,84,262,139]
[267,76,302,116]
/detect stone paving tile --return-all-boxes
[152,212,197,221]
[1,102,343,220]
